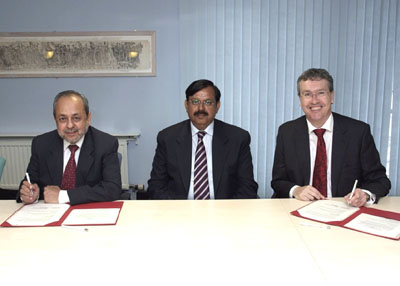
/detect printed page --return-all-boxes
[297,200,359,222]
[6,203,70,226]
[62,208,121,225]
[345,213,400,239]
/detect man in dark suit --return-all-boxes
[18,90,121,205]
[148,79,258,199]
[271,68,390,207]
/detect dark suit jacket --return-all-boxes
[17,126,122,205]
[271,113,390,201]
[147,119,258,199]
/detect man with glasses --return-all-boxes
[18,90,121,205]
[271,68,390,206]
[148,79,258,199]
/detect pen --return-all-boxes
[348,179,358,204]
[25,172,33,197]
[300,222,331,229]
[61,225,89,232]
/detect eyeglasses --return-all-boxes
[57,115,82,123]
[300,90,330,98]
[189,99,215,106]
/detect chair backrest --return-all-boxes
[118,152,122,168]
[0,156,6,182]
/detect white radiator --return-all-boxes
[0,134,139,190]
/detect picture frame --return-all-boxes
[0,31,156,77]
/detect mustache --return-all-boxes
[194,110,208,116]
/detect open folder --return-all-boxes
[1,201,123,227]
[291,200,400,240]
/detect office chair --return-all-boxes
[117,152,122,168]
[118,152,131,200]
[0,156,6,182]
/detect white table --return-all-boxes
[1,197,399,286]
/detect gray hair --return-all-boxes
[53,90,89,117]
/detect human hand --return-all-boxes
[43,185,61,203]
[345,188,367,207]
[19,181,39,204]
[293,185,326,201]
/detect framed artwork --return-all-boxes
[0,31,156,77]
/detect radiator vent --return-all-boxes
[0,134,138,190]
[0,140,31,189]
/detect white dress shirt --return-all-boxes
[187,121,215,199]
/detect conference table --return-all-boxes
[0,197,399,286]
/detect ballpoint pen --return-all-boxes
[348,179,358,204]
[25,172,33,197]
[61,225,89,232]
[299,222,331,229]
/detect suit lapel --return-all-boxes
[176,121,192,193]
[295,118,311,186]
[76,128,95,187]
[212,120,228,196]
[331,113,348,196]
[46,133,64,186]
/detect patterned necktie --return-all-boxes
[312,129,327,197]
[194,131,210,200]
[61,145,79,190]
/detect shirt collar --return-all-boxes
[306,113,334,134]
[190,121,214,137]
[63,134,85,151]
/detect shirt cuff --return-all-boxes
[289,185,299,198]
[361,189,376,205]
[58,190,70,204]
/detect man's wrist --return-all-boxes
[361,189,376,204]
[289,185,299,198]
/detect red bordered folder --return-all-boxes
[291,200,400,240]
[1,201,124,227]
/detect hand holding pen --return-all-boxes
[345,180,367,207]
[19,172,39,204]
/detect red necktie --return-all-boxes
[194,131,210,200]
[61,145,79,190]
[312,129,327,197]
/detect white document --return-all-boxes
[345,213,400,239]
[298,200,359,222]
[62,208,120,225]
[6,203,69,226]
